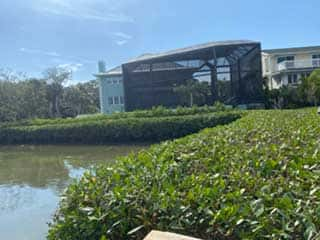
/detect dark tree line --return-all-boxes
[0,67,99,122]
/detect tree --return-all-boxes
[173,79,211,107]
[303,69,320,106]
[77,80,99,113]
[0,67,99,122]
[17,79,49,119]
[0,69,27,122]
[0,68,26,82]
[60,80,99,117]
[0,80,19,122]
[44,67,72,118]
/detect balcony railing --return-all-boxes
[277,59,320,71]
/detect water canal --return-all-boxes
[0,145,144,240]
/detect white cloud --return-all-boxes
[115,40,128,46]
[112,32,133,40]
[20,47,60,57]
[32,0,134,23]
[58,63,83,72]
[20,47,96,65]
[111,31,133,46]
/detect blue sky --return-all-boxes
[1,0,320,83]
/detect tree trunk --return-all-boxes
[55,96,61,117]
[190,93,193,107]
[49,102,53,118]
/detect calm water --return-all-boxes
[0,145,144,240]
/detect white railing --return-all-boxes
[277,59,320,71]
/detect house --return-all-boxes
[95,63,124,114]
[96,40,264,114]
[262,46,320,89]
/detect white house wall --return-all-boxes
[262,49,320,89]
[99,75,125,114]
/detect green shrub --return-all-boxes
[48,108,320,239]
[0,112,240,144]
[0,105,229,129]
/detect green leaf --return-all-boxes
[236,219,245,225]
[127,225,144,235]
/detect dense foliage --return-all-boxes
[305,69,320,106]
[0,68,99,122]
[0,111,240,144]
[0,104,228,129]
[265,69,320,109]
[173,79,212,107]
[48,108,320,239]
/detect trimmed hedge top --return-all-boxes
[0,105,227,129]
[48,108,320,239]
[0,110,240,144]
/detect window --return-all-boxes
[108,77,122,84]
[312,54,320,67]
[277,56,295,64]
[120,96,124,104]
[108,97,113,105]
[288,74,298,84]
[114,96,119,105]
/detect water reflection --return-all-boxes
[0,145,143,240]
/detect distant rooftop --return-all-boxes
[96,54,158,76]
[96,40,260,76]
[263,45,320,55]
[95,65,122,77]
[105,65,122,75]
[126,40,259,63]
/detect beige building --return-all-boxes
[262,46,320,89]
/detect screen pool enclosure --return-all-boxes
[121,40,264,111]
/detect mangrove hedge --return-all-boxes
[0,105,227,129]
[0,111,240,144]
[48,108,320,239]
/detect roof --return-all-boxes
[95,65,122,77]
[263,45,320,55]
[126,40,259,63]
[95,54,156,76]
[95,40,259,76]
[105,65,122,75]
